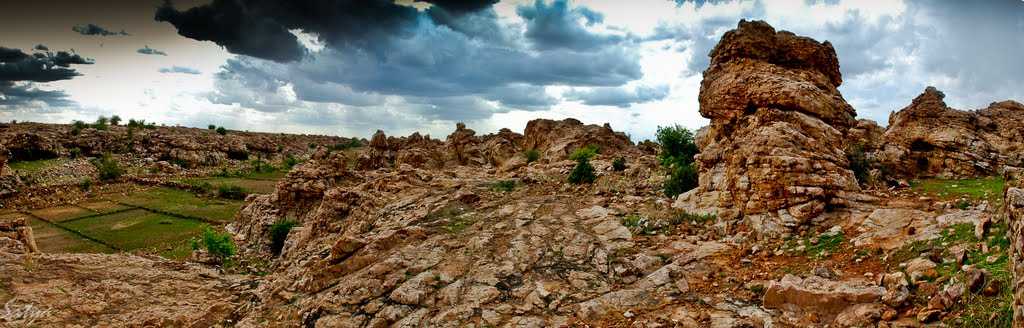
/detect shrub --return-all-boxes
[216,184,248,200]
[109,115,121,126]
[308,142,317,149]
[208,124,216,130]
[70,120,87,135]
[91,153,123,181]
[283,154,300,169]
[68,147,82,158]
[200,228,235,262]
[612,157,627,171]
[216,126,227,135]
[525,149,540,163]
[492,180,516,192]
[657,125,700,198]
[664,162,698,198]
[568,157,597,184]
[269,219,298,255]
[569,145,599,161]
[656,125,698,168]
[78,178,92,191]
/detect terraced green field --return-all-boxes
[110,187,244,222]
[62,209,207,252]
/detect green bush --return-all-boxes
[656,125,698,168]
[93,116,109,130]
[70,120,87,135]
[110,115,121,126]
[612,157,627,171]
[208,124,216,130]
[657,125,700,197]
[216,184,248,200]
[91,153,123,181]
[78,178,92,191]
[525,149,540,163]
[664,162,698,198]
[492,180,516,192]
[200,228,235,262]
[68,147,82,158]
[283,154,300,169]
[569,145,599,161]
[216,126,227,135]
[568,157,597,184]
[269,219,298,256]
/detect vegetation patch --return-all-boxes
[491,180,516,192]
[91,153,123,181]
[784,229,845,259]
[195,228,236,263]
[62,209,207,252]
[524,149,540,163]
[568,145,598,185]
[657,125,699,197]
[216,184,249,200]
[26,217,113,253]
[112,187,243,222]
[8,158,65,174]
[911,176,1004,204]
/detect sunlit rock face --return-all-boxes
[877,87,1024,179]
[675,19,861,238]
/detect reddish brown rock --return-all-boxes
[675,20,860,237]
[878,87,1024,178]
[1007,169,1024,327]
[521,118,635,162]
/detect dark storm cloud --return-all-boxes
[516,0,627,51]
[0,81,74,107]
[564,85,670,107]
[0,46,93,82]
[154,0,500,63]
[72,23,129,36]
[137,45,167,56]
[200,0,643,123]
[159,65,200,74]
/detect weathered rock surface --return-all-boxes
[763,274,884,325]
[876,87,1024,178]
[674,20,861,237]
[1007,169,1024,326]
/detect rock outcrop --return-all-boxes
[0,217,37,254]
[0,143,18,198]
[521,118,635,162]
[675,20,860,237]
[876,87,1024,178]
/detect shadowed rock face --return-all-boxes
[675,20,860,238]
[876,87,1024,178]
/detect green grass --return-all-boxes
[8,158,65,174]
[491,180,516,192]
[111,187,243,222]
[911,176,1005,204]
[785,230,845,259]
[30,206,95,222]
[62,209,208,252]
[26,217,113,253]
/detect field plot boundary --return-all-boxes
[107,200,223,225]
[20,211,123,251]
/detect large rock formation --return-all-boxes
[522,118,634,162]
[877,87,1024,178]
[675,20,860,237]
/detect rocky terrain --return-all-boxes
[2,19,1024,328]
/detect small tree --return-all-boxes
[110,115,122,126]
[216,126,227,135]
[91,153,123,181]
[94,116,109,130]
[612,157,627,171]
[568,146,598,184]
[657,125,700,197]
[70,120,87,135]
[208,124,216,130]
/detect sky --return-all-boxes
[1,0,1022,141]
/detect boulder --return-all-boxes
[675,20,860,237]
[763,274,884,323]
[521,118,634,162]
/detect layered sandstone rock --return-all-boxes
[0,217,37,254]
[522,118,635,162]
[675,20,860,237]
[877,87,1024,178]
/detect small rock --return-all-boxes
[982,279,1001,296]
[916,309,942,323]
[964,268,987,293]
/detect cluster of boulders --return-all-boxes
[674,20,862,238]
[354,118,637,172]
[1008,169,1024,324]
[866,87,1024,179]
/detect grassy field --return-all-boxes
[7,158,66,174]
[30,205,95,222]
[110,187,243,222]
[178,177,279,194]
[62,209,208,252]
[26,216,114,253]
[911,176,1005,204]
